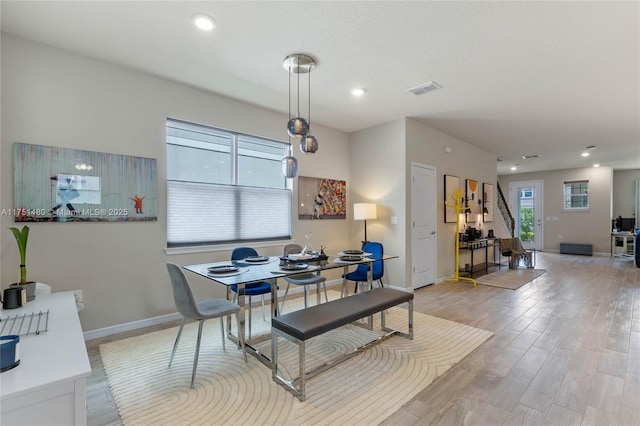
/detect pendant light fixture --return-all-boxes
[283,54,318,152]
[281,142,298,178]
[300,62,319,154]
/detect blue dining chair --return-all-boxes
[230,247,275,339]
[341,241,384,296]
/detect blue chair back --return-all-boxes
[354,241,383,279]
[231,247,259,260]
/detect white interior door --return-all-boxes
[411,163,436,288]
[509,180,544,250]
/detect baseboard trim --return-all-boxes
[83,312,182,341]
[84,278,412,341]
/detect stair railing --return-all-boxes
[497,182,515,237]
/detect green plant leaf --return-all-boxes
[9,226,29,283]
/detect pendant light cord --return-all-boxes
[288,61,291,121]
[296,56,301,117]
[307,63,311,130]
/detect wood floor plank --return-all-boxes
[85,252,640,425]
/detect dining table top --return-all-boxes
[183,253,398,287]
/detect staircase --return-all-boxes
[497,182,515,237]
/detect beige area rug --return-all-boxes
[100,291,493,425]
[475,268,546,290]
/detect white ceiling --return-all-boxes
[2,1,638,175]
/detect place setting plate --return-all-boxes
[336,249,372,257]
[272,263,320,274]
[235,256,272,264]
[343,249,364,255]
[205,264,245,277]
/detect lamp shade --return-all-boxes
[354,203,377,221]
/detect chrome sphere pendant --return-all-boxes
[300,134,318,154]
[281,155,298,178]
[287,117,309,138]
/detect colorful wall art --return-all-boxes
[298,176,346,220]
[12,143,157,223]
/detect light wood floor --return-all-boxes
[85,252,640,425]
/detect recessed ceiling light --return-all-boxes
[193,13,216,31]
[351,88,366,97]
[581,152,590,157]
[510,165,518,171]
[593,163,600,167]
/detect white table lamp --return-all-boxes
[354,203,377,244]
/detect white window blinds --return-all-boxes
[167,181,291,246]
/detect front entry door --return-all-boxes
[411,163,436,288]
[509,180,544,251]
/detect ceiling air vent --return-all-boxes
[522,154,540,159]
[406,81,442,96]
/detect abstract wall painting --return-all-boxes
[12,143,157,223]
[483,182,494,222]
[298,176,346,220]
[465,179,481,219]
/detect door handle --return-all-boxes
[431,230,436,235]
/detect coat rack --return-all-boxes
[444,188,476,287]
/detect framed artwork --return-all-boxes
[465,179,481,219]
[12,143,157,223]
[483,183,494,222]
[298,176,346,220]
[444,174,460,223]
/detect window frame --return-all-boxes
[563,180,590,211]
[166,118,293,250]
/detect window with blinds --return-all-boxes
[166,119,291,247]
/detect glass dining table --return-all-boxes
[183,253,398,367]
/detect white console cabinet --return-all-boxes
[1,292,91,425]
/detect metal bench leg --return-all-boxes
[299,339,306,402]
[408,299,414,340]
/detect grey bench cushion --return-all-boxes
[272,288,413,341]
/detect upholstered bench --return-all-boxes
[271,287,413,401]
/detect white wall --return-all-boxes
[349,119,407,287]
[1,35,351,331]
[406,119,497,281]
[613,169,640,220]
[348,118,497,288]
[499,166,613,254]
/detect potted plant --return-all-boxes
[9,225,36,301]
